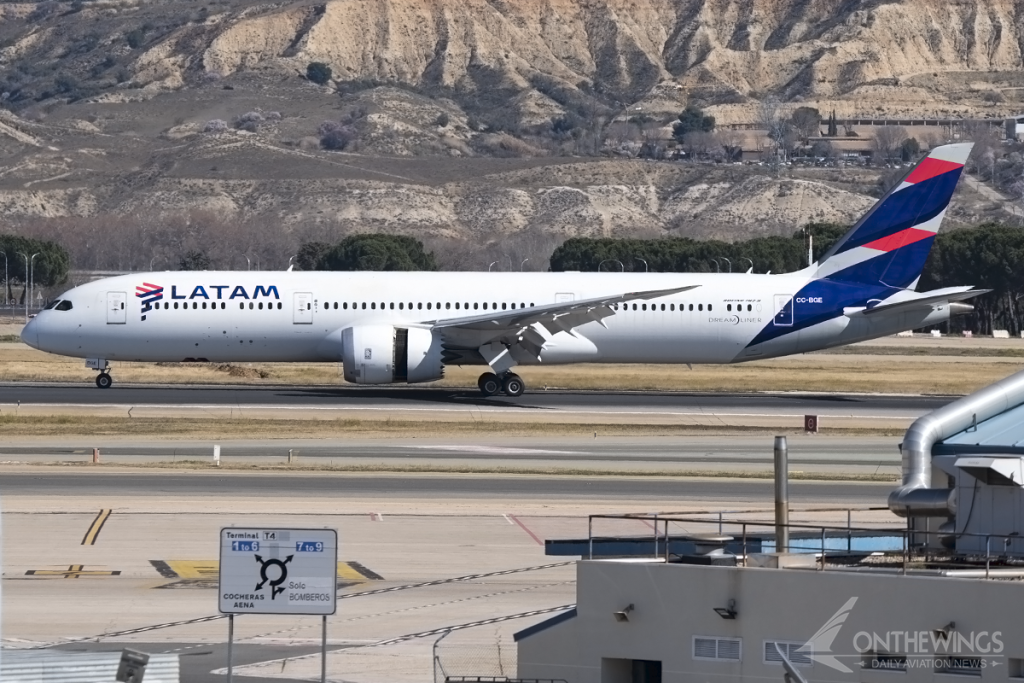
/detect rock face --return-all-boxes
[3,0,1023,121]
[195,0,1024,118]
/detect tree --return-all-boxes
[0,235,70,303]
[758,96,788,171]
[295,241,331,271]
[790,107,821,143]
[303,235,438,271]
[178,250,211,271]
[306,62,332,85]
[672,105,715,143]
[873,125,909,163]
[827,110,838,137]
[319,121,356,150]
[900,137,921,162]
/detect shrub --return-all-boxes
[234,111,264,132]
[203,119,228,134]
[319,120,356,150]
[125,29,145,49]
[306,62,332,85]
[435,112,449,128]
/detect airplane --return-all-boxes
[22,142,986,397]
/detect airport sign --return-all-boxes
[219,528,337,615]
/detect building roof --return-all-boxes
[933,402,1024,456]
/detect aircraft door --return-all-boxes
[773,294,794,327]
[293,292,313,324]
[106,292,127,324]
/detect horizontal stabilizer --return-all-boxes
[843,287,990,318]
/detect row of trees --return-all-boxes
[0,235,70,304]
[297,234,438,271]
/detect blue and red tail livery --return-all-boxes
[749,143,973,348]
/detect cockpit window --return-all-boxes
[43,300,61,310]
[55,300,73,311]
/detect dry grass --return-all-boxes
[0,414,903,438]
[1,342,1021,394]
[22,459,901,482]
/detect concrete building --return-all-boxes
[518,369,1024,683]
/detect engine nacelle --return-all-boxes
[341,325,444,384]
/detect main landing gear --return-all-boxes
[478,371,525,397]
[96,372,113,389]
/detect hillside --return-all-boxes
[0,0,1017,261]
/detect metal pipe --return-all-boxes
[321,615,327,683]
[889,366,1024,516]
[774,436,789,553]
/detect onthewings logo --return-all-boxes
[136,282,164,321]
[798,597,859,672]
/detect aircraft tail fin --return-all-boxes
[812,142,973,290]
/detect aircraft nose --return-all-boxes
[20,317,39,350]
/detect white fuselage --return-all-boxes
[22,271,952,373]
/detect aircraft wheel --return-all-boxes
[96,372,113,389]
[478,372,501,396]
[501,373,525,397]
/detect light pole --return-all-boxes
[740,257,753,273]
[708,258,720,273]
[241,254,250,271]
[520,258,530,271]
[1,252,7,309]
[599,259,624,272]
[16,252,28,321]
[634,257,648,272]
[29,253,39,312]
[720,257,731,273]
[254,255,261,271]
[488,261,497,272]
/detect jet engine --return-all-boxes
[341,326,444,384]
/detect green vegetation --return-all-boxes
[672,105,715,142]
[0,235,71,302]
[549,222,847,274]
[298,234,438,271]
[306,62,332,85]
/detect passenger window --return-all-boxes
[632,304,637,311]
[473,303,478,310]
[56,300,73,311]
[371,302,376,310]
[455,303,460,310]
[502,303,507,310]
[689,304,693,311]
[709,304,713,311]
[417,303,422,310]
[427,303,432,310]
[446,303,451,310]
[482,303,487,310]
[727,304,732,312]
[237,303,242,310]
[492,302,497,309]
[670,304,675,311]
[390,303,394,310]
[249,302,254,309]
[642,304,647,311]
[661,304,665,311]
[175,302,179,310]
[748,304,752,311]
[699,304,703,311]
[399,303,404,310]
[277,302,281,309]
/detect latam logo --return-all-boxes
[135,283,280,321]
[135,282,164,321]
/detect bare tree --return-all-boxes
[872,125,909,163]
[758,96,787,171]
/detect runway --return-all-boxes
[2,381,947,418]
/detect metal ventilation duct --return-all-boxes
[889,367,1024,516]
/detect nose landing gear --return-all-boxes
[477,371,525,397]
[87,359,112,389]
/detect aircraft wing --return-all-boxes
[421,284,699,372]
[843,287,990,318]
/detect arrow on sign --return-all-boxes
[254,554,293,599]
